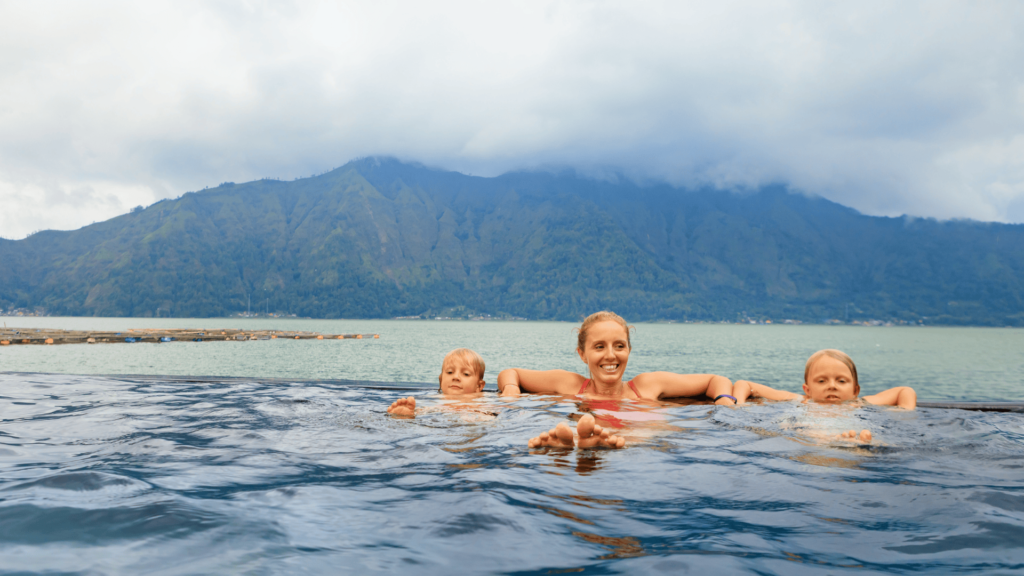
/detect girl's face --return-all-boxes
[438,358,485,395]
[803,356,859,402]
[576,320,631,386]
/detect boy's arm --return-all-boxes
[733,380,802,404]
[497,368,581,396]
[863,386,917,409]
[634,372,734,404]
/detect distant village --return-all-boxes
[0,304,925,326]
[2,306,49,317]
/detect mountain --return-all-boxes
[2,157,1023,325]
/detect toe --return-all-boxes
[555,423,575,445]
[577,414,596,439]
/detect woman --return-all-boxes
[498,311,735,448]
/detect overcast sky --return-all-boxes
[1,1,1022,239]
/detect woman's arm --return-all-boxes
[863,386,917,409]
[733,380,803,404]
[497,368,583,396]
[633,372,734,404]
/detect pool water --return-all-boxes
[1,371,1022,574]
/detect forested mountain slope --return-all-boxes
[2,157,1022,324]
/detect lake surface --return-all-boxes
[1,318,1023,574]
[2,317,1023,400]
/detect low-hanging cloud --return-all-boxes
[1,0,1023,239]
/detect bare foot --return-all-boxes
[576,413,626,449]
[388,396,416,418]
[838,429,872,443]
[528,422,575,449]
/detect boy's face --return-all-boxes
[803,356,859,402]
[438,358,485,395]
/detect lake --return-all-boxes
[1,317,1023,574]
[2,317,1023,400]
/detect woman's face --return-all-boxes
[576,320,631,385]
[802,356,859,402]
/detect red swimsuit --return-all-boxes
[577,379,646,429]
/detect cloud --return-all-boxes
[0,0,1022,238]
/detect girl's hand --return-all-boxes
[863,386,917,409]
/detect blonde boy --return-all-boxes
[387,348,486,417]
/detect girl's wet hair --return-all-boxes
[576,311,633,351]
[804,349,858,387]
[442,348,486,379]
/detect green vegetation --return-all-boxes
[2,157,1023,325]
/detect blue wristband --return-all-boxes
[714,394,738,403]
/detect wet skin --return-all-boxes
[839,429,872,443]
[803,356,870,442]
[576,321,632,396]
[438,359,485,395]
[528,414,626,449]
[387,396,417,418]
[803,356,860,403]
[387,359,485,418]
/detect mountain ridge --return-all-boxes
[2,157,1023,325]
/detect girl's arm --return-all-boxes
[863,386,917,409]
[633,372,734,404]
[733,380,803,404]
[497,368,583,396]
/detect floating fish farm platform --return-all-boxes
[0,328,379,346]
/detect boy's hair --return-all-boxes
[576,311,633,352]
[804,349,858,388]
[442,348,486,379]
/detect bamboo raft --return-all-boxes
[0,328,379,345]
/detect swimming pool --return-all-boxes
[1,371,1022,574]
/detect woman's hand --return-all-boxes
[734,380,802,402]
[864,386,917,409]
[497,369,521,396]
[497,368,580,396]
[733,381,753,404]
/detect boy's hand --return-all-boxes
[387,396,416,418]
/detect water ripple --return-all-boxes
[1,372,1023,574]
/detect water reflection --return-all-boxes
[533,451,608,476]
[572,532,646,559]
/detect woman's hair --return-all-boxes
[804,349,858,387]
[576,311,633,351]
[441,348,486,379]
